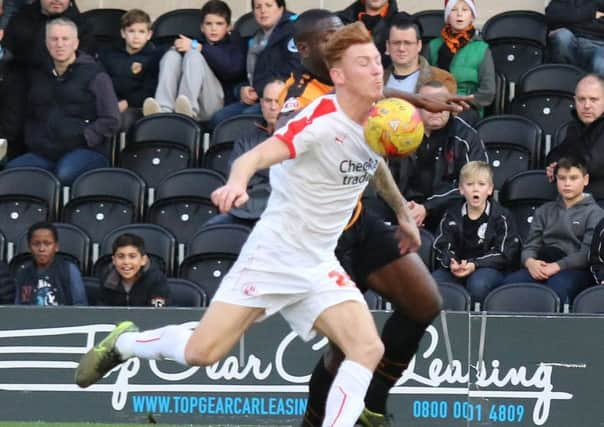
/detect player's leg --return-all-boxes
[313,300,384,427]
[75,302,264,388]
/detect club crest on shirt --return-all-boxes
[131,61,143,75]
[477,223,487,241]
[151,297,166,307]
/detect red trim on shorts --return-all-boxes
[329,386,348,427]
[135,337,161,343]
[275,97,338,159]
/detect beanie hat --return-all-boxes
[444,0,478,22]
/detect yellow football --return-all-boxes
[364,97,424,157]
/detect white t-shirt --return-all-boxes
[255,94,380,263]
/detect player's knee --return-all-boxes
[184,341,221,366]
[351,337,384,369]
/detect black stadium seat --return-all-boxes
[499,170,557,240]
[475,114,542,189]
[146,169,225,246]
[438,282,472,311]
[81,8,126,51]
[151,9,203,49]
[62,168,146,245]
[0,168,61,244]
[167,278,207,307]
[483,282,560,313]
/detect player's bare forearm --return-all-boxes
[372,158,412,224]
[229,136,291,187]
[383,88,473,113]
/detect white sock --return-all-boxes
[116,325,192,366]
[322,360,372,427]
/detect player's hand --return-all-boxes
[0,29,4,41]
[419,93,473,113]
[211,183,249,213]
[407,201,427,227]
[546,162,557,182]
[395,219,421,255]
[240,86,258,105]
[174,34,192,52]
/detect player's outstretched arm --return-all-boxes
[383,88,474,113]
[211,136,290,213]
[371,158,420,254]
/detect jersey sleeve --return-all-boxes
[274,96,337,158]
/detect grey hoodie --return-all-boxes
[522,194,604,270]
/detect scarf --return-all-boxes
[437,24,475,70]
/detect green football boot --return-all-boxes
[74,321,139,388]
[358,407,392,427]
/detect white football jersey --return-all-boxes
[257,94,381,262]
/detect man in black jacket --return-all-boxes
[338,0,399,64]
[394,80,488,231]
[5,17,119,185]
[546,0,604,74]
[546,74,604,197]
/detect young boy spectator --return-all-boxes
[15,222,87,306]
[428,0,495,122]
[97,9,160,131]
[501,157,604,304]
[98,233,169,307]
[143,0,245,121]
[432,161,521,304]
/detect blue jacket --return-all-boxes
[98,42,162,108]
[201,32,247,104]
[251,11,302,96]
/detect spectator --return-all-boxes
[546,74,604,198]
[501,157,604,304]
[97,9,161,132]
[338,0,398,64]
[432,161,521,304]
[0,0,26,159]
[15,222,87,306]
[0,0,34,34]
[2,0,92,72]
[546,0,604,75]
[142,0,245,122]
[393,80,488,231]
[98,233,169,307]
[589,216,604,284]
[204,78,284,228]
[6,18,120,185]
[427,0,495,121]
[209,0,300,127]
[384,13,456,94]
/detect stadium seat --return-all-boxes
[419,228,435,271]
[438,282,472,311]
[483,72,508,116]
[167,278,207,307]
[483,282,560,313]
[0,230,6,263]
[547,119,573,159]
[83,276,101,306]
[120,114,202,191]
[572,285,604,313]
[10,223,91,276]
[364,290,384,310]
[234,11,259,38]
[61,168,146,245]
[0,167,61,245]
[146,168,225,247]
[179,224,251,299]
[413,9,444,58]
[475,115,543,188]
[508,64,585,144]
[481,11,548,97]
[204,114,263,177]
[93,224,177,277]
[151,9,203,49]
[81,8,126,51]
[499,170,557,240]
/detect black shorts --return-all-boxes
[335,207,401,292]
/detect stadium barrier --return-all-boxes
[0,306,600,426]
